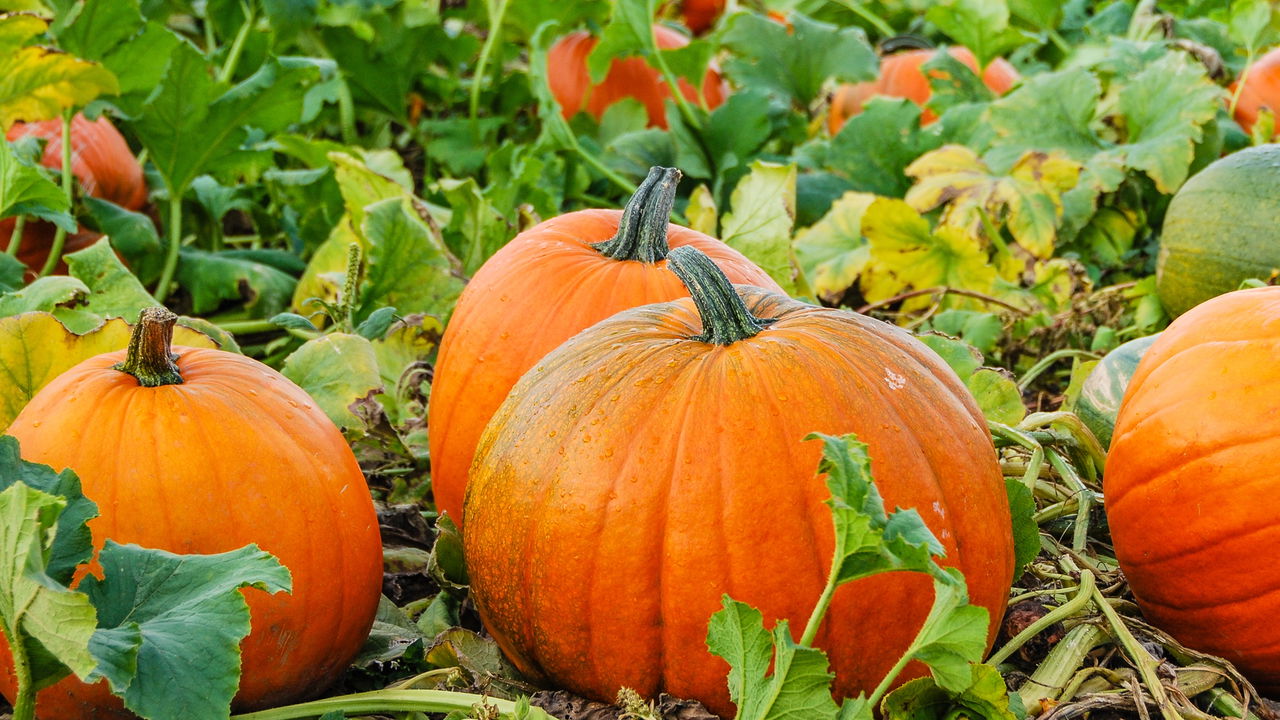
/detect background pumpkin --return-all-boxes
[1,114,148,273]
[0,308,383,718]
[463,246,1015,718]
[1156,144,1280,316]
[1076,333,1160,449]
[829,47,1019,134]
[1229,47,1280,137]
[427,167,780,525]
[547,25,726,129]
[680,0,723,34]
[1105,286,1280,692]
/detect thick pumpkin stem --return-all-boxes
[667,246,774,345]
[114,307,184,387]
[591,166,682,263]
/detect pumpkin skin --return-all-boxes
[0,309,383,718]
[1,114,148,273]
[1156,144,1280,316]
[829,47,1019,134]
[680,0,723,34]
[463,248,1015,717]
[1105,286,1280,692]
[427,168,781,525]
[547,25,726,129]
[1230,47,1280,137]
[1076,333,1160,449]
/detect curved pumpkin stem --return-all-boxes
[591,166,682,263]
[667,246,774,346]
[114,307,184,387]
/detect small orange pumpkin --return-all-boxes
[680,0,723,34]
[547,25,726,129]
[1230,47,1280,137]
[463,246,1015,717]
[1105,286,1280,692]
[427,168,781,526]
[2,114,149,273]
[829,47,1019,133]
[0,308,384,718]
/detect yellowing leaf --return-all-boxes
[0,312,219,430]
[906,145,1080,259]
[0,15,119,129]
[793,191,875,302]
[686,183,718,237]
[861,198,998,313]
[281,332,383,432]
[721,160,803,295]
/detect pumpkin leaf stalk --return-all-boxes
[592,166,682,263]
[667,245,774,345]
[114,307,184,387]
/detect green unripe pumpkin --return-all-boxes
[1156,144,1280,316]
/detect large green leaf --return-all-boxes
[0,436,97,588]
[720,161,804,295]
[0,14,118,129]
[281,332,383,431]
[357,197,466,324]
[722,12,876,107]
[925,0,1029,68]
[0,138,74,230]
[829,99,944,198]
[794,191,875,302]
[82,542,291,720]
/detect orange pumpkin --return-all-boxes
[1230,47,1280,137]
[1105,286,1280,692]
[547,25,726,129]
[0,308,383,718]
[427,167,781,526]
[680,0,724,34]
[463,246,1015,717]
[2,114,148,273]
[829,47,1019,133]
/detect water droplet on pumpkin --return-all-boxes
[30,421,41,428]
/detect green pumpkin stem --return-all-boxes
[667,246,774,345]
[114,307,184,387]
[591,166,682,263]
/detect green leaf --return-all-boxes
[881,663,1018,720]
[829,99,944,197]
[270,312,319,332]
[720,161,803,295]
[438,177,511,275]
[904,570,989,693]
[967,368,1025,425]
[281,332,383,432]
[807,433,945,585]
[586,0,659,84]
[722,12,876,107]
[370,314,441,430]
[921,52,997,119]
[987,68,1104,166]
[355,306,397,340]
[355,595,425,666]
[706,598,839,720]
[51,0,182,114]
[0,482,98,689]
[926,310,1002,355]
[63,238,157,322]
[861,198,998,312]
[357,197,466,325]
[0,255,24,293]
[81,542,291,720]
[1004,478,1039,572]
[0,436,97,587]
[0,14,119,128]
[0,139,74,231]
[1229,0,1276,53]
[794,191,874,303]
[0,276,89,319]
[926,0,1028,69]
[175,248,298,318]
[83,197,164,283]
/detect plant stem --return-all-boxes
[155,192,183,303]
[342,241,362,331]
[650,34,703,132]
[1017,349,1101,390]
[218,319,288,335]
[114,307,184,387]
[592,166,681,262]
[989,570,1095,665]
[217,1,256,84]
[230,690,557,720]
[1230,51,1255,118]
[799,563,839,647]
[5,215,26,256]
[1018,622,1109,713]
[37,110,74,278]
[470,0,511,126]
[667,246,774,345]
[1092,582,1182,720]
[10,621,34,720]
[828,0,895,38]
[1046,448,1093,552]
[337,76,357,144]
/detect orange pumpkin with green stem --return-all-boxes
[463,246,1015,716]
[1230,47,1280,137]
[829,47,1019,133]
[427,167,780,526]
[0,307,383,718]
[547,25,726,129]
[1106,286,1280,692]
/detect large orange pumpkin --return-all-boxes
[2,114,148,272]
[1230,47,1280,137]
[829,47,1019,133]
[463,246,1015,717]
[1105,286,1280,692]
[547,25,726,129]
[427,167,780,525]
[0,308,383,718]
